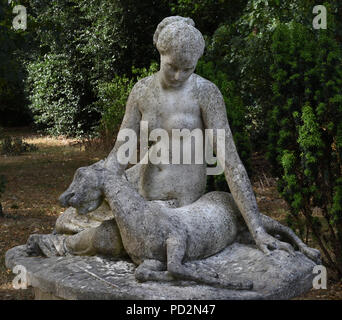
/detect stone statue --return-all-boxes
[9,16,321,299]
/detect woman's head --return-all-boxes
[154,16,205,88]
[154,16,205,62]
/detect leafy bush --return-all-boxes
[170,0,248,35]
[77,0,170,78]
[23,0,172,137]
[200,0,324,150]
[96,76,135,140]
[0,0,31,126]
[268,19,342,277]
[95,63,159,146]
[26,53,94,137]
[197,60,252,192]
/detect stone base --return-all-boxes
[5,244,317,300]
[33,288,64,300]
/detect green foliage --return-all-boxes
[197,60,251,171]
[170,0,247,35]
[268,17,342,275]
[201,0,323,150]
[26,54,93,136]
[0,0,31,125]
[23,0,171,136]
[96,62,159,142]
[96,76,135,139]
[77,0,170,78]
[196,60,252,192]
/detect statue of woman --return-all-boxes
[27,16,320,265]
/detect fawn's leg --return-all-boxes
[135,260,174,282]
[261,214,321,263]
[166,236,253,290]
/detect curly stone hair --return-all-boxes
[153,16,205,61]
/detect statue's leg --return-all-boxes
[26,219,125,258]
[165,236,253,290]
[64,220,125,257]
[261,214,321,263]
[27,233,68,257]
[135,260,174,282]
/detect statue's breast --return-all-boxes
[139,87,203,133]
[163,112,202,132]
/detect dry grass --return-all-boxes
[0,127,107,299]
[0,128,341,299]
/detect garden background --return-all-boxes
[0,0,341,299]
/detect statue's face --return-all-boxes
[159,53,197,89]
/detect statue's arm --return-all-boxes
[199,80,278,253]
[104,82,142,174]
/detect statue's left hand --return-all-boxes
[255,230,295,256]
[59,160,105,215]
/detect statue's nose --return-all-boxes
[68,195,81,208]
[59,192,75,207]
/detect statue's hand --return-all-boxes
[255,230,295,256]
[59,160,105,215]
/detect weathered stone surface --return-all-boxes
[53,16,320,269]
[6,244,316,300]
[6,15,321,299]
[55,202,114,235]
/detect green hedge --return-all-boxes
[268,19,342,276]
[26,54,93,136]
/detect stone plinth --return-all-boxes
[5,243,316,300]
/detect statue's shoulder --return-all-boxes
[192,74,223,101]
[130,75,155,99]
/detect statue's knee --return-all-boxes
[64,228,98,255]
[93,220,125,257]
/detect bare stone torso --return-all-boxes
[138,73,207,206]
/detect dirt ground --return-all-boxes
[0,128,341,300]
